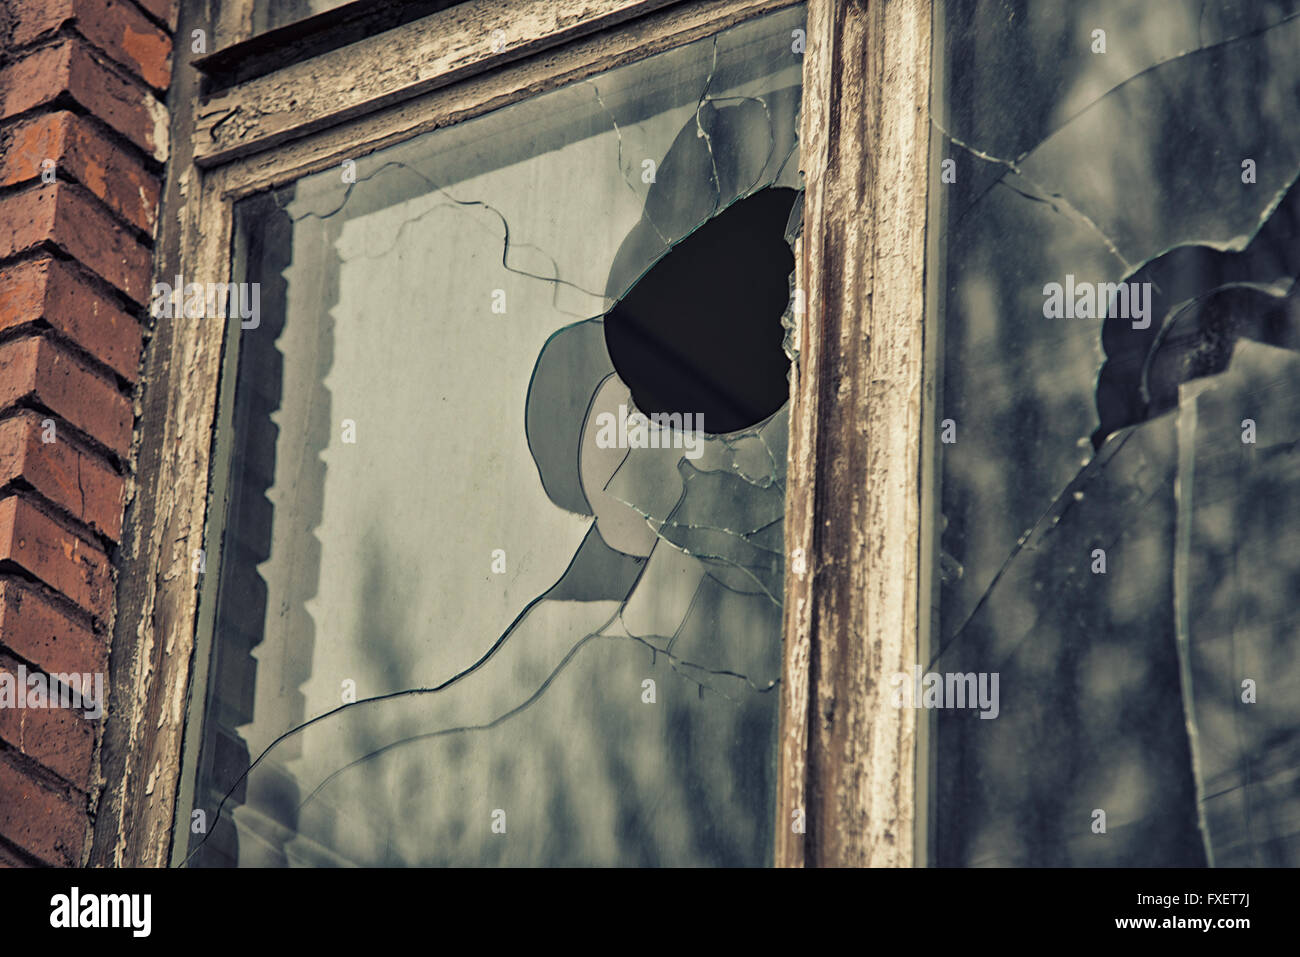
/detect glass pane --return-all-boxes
[251,0,352,30]
[928,0,1300,866]
[217,0,395,38]
[208,2,475,56]
[184,6,805,867]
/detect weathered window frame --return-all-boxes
[776,0,932,868]
[89,0,934,868]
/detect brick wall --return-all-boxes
[0,0,176,867]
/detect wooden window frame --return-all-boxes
[90,0,934,868]
[777,0,933,868]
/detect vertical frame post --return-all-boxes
[778,0,933,868]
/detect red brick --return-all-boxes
[0,413,126,541]
[0,578,106,678]
[0,754,84,866]
[0,257,144,382]
[0,337,133,457]
[0,497,114,622]
[0,181,151,304]
[130,0,179,32]
[0,706,95,790]
[0,654,96,788]
[11,0,173,92]
[0,40,168,162]
[0,112,161,235]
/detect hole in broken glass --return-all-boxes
[603,186,796,436]
[1093,177,1300,449]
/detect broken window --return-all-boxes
[180,6,805,867]
[929,0,1300,866]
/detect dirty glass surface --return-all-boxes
[254,0,350,30]
[209,1,473,47]
[930,0,1300,866]
[217,0,359,35]
[184,7,805,867]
